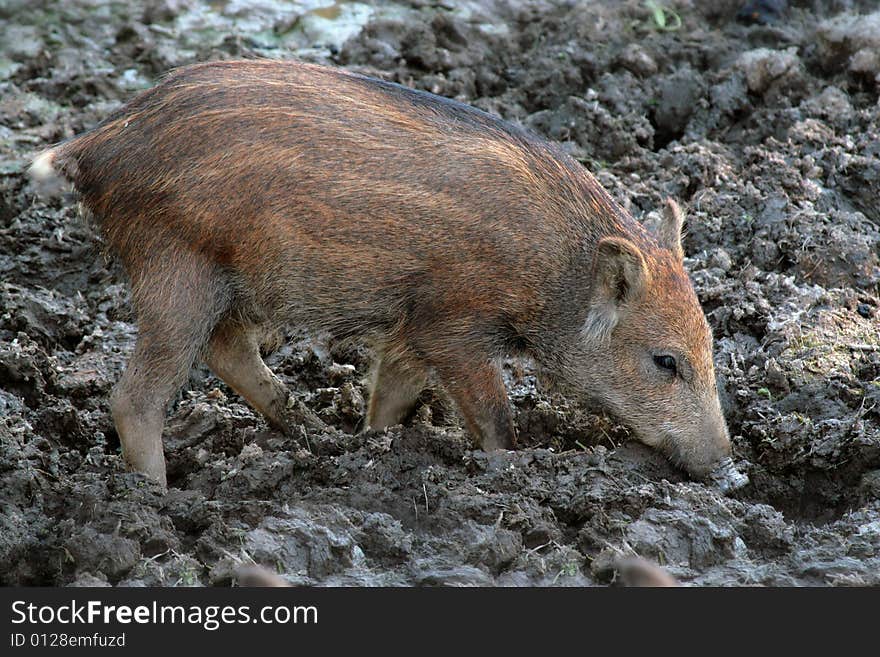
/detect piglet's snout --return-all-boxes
[681,417,731,479]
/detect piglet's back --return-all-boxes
[51,60,638,335]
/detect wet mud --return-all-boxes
[1,0,878,586]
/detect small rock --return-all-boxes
[328,362,356,383]
[654,67,705,136]
[466,526,522,573]
[802,86,853,121]
[65,528,141,580]
[850,49,880,78]
[244,508,360,581]
[708,458,750,494]
[736,47,800,94]
[590,546,621,579]
[709,247,733,272]
[3,25,43,60]
[765,358,789,393]
[239,442,263,461]
[338,381,365,425]
[618,44,657,77]
[817,11,880,76]
[67,572,111,587]
[55,352,114,396]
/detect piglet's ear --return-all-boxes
[582,236,649,342]
[656,198,685,261]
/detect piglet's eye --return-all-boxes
[653,354,678,376]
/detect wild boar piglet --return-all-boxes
[30,59,731,487]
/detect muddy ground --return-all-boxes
[1,0,879,586]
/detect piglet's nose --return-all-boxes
[684,421,731,479]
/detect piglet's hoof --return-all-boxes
[122,445,168,490]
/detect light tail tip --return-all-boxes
[29,149,57,182]
[28,148,69,198]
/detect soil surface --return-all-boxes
[1,0,879,586]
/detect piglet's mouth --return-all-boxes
[659,437,743,487]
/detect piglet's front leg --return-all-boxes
[433,356,516,451]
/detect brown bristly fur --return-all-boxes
[32,59,729,486]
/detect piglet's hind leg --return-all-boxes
[111,257,229,488]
